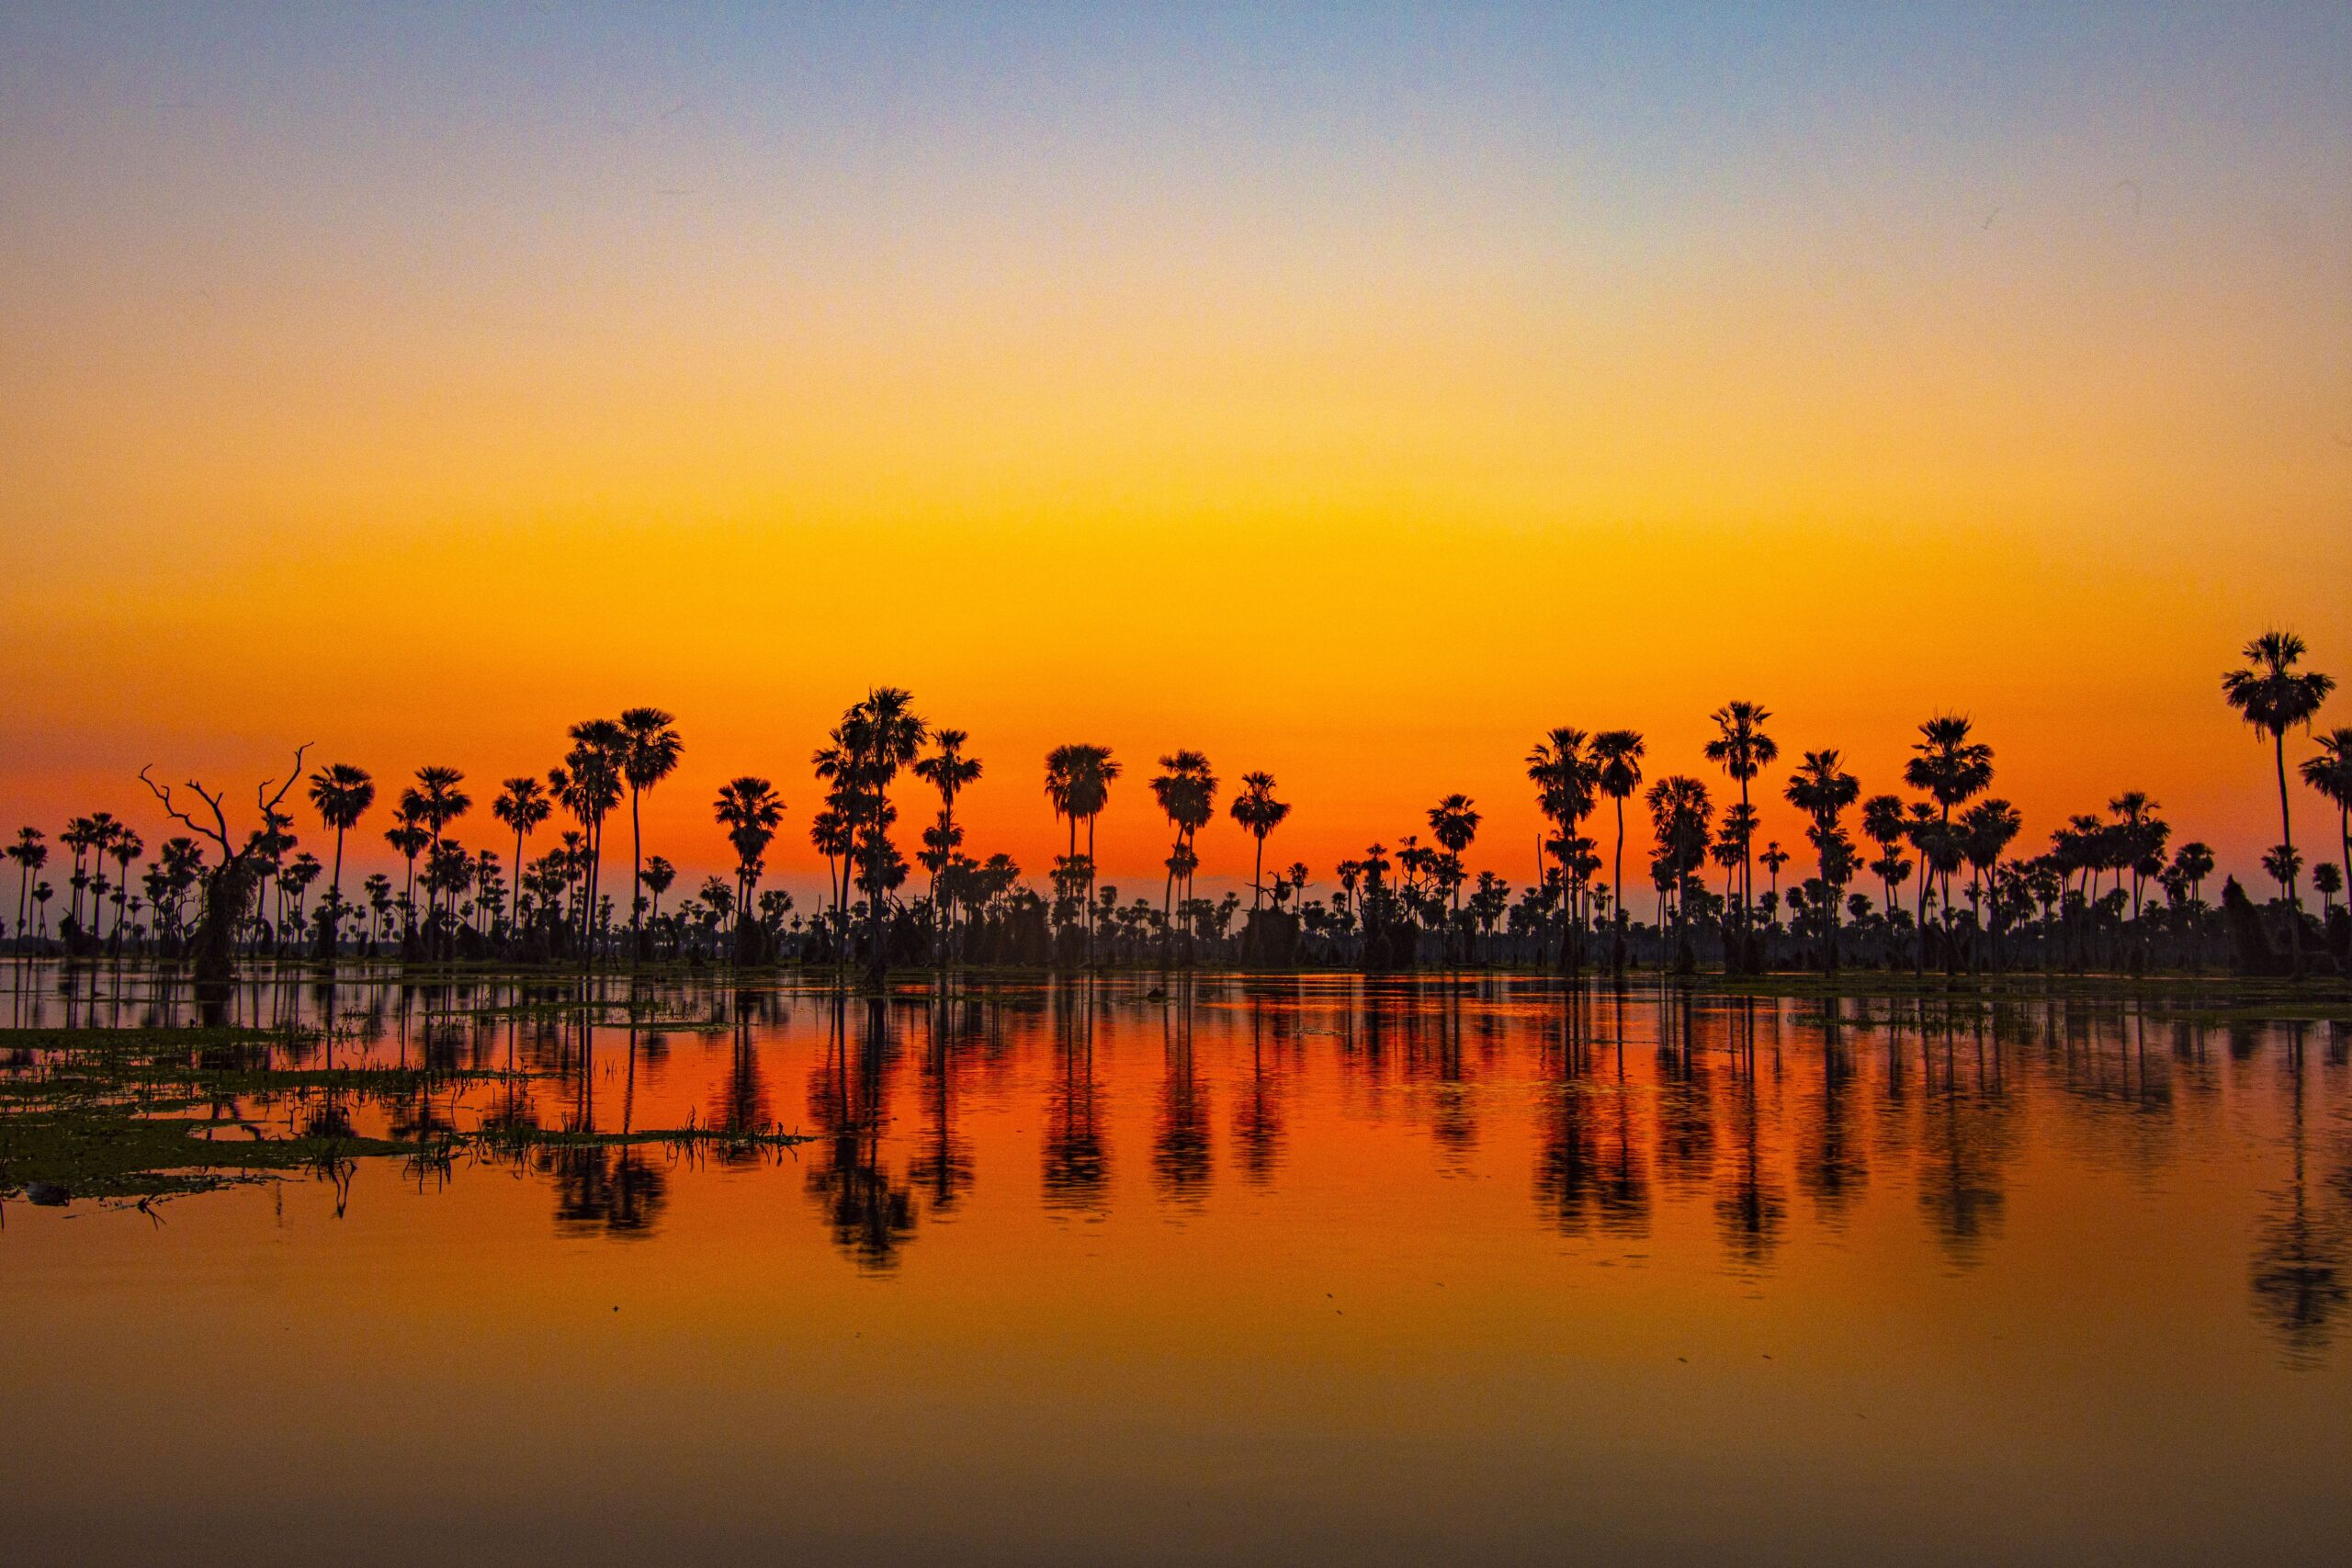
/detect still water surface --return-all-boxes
[5,969,2349,1565]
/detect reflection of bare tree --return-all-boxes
[2251,1044,2348,1368]
[804,992,916,1271]
[549,1145,668,1239]
[1043,990,1110,1212]
[1154,987,1211,1204]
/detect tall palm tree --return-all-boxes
[1048,743,1121,955]
[384,802,429,942]
[839,687,926,981]
[107,829,143,955]
[1234,773,1295,911]
[914,728,983,964]
[1425,792,1478,959]
[1905,715,1994,962]
[1590,729,1645,974]
[1644,775,1713,969]
[304,761,376,953]
[2299,726,2352,908]
[1526,728,1595,970]
[1959,797,2022,967]
[2223,631,2335,973]
[1149,750,1218,964]
[7,828,46,953]
[402,765,471,951]
[559,719,628,960]
[714,775,784,962]
[492,775,551,937]
[618,706,684,959]
[1784,750,1860,972]
[1703,700,1778,961]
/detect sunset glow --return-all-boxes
[3,6,2347,892]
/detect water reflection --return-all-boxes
[4,963,2349,1368]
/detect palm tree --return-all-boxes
[839,687,926,981]
[714,775,784,962]
[1149,750,1218,964]
[304,761,376,953]
[914,728,983,964]
[7,828,46,952]
[618,706,684,959]
[107,829,143,954]
[558,720,627,960]
[1703,701,1778,961]
[385,802,429,942]
[492,775,551,937]
[402,765,471,952]
[2299,727,2352,908]
[639,856,676,950]
[2223,631,2335,973]
[1424,792,1478,959]
[1905,715,1994,963]
[1526,728,1595,970]
[1959,797,2022,967]
[1784,750,1860,972]
[1589,729,1645,974]
[1234,773,1295,911]
[1043,742,1118,949]
[1645,775,1713,969]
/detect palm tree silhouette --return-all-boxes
[618,707,684,960]
[106,829,142,955]
[1905,715,1994,967]
[1149,750,1217,964]
[1590,730,1645,974]
[839,687,926,981]
[639,855,675,947]
[2223,631,2335,973]
[304,761,376,954]
[7,828,46,953]
[714,775,784,962]
[492,775,550,937]
[1784,750,1860,971]
[1234,773,1294,912]
[1425,792,1478,960]
[2299,726,2352,908]
[1704,701,1778,964]
[1527,728,1596,970]
[400,765,470,953]
[914,728,982,964]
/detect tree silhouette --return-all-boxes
[1704,701,1778,965]
[1591,730,1645,975]
[618,706,684,961]
[1234,773,1295,911]
[914,728,982,964]
[304,761,375,955]
[2223,631,2334,973]
[2300,726,2352,913]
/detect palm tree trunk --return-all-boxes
[2275,730,2301,974]
[1611,798,1627,976]
[629,785,644,963]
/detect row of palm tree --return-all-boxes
[11,632,2348,978]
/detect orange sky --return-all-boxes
[2,7,2347,897]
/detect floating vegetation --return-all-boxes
[0,1026,806,1204]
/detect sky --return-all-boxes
[2,4,2348,901]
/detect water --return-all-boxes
[4,966,2349,1565]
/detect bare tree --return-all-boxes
[140,745,311,992]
